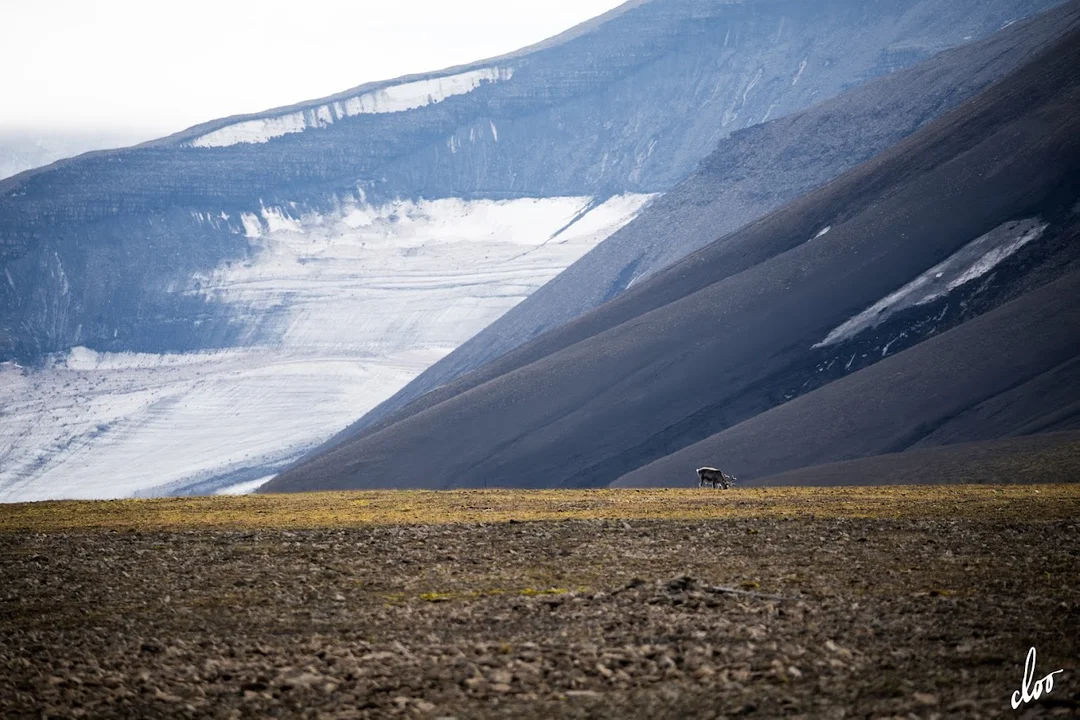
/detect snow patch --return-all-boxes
[342,206,376,228]
[191,67,514,148]
[812,225,831,240]
[814,218,1048,348]
[261,205,302,234]
[241,212,262,238]
[215,475,276,495]
[194,112,307,148]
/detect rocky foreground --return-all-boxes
[1,487,1078,718]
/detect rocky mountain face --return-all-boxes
[0,0,1064,500]
[265,14,1080,493]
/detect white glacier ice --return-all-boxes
[190,67,515,148]
[0,193,654,502]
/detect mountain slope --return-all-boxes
[315,2,1080,454]
[0,0,1063,500]
[615,263,1080,486]
[746,431,1080,487]
[264,21,1080,493]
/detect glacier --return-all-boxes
[0,194,652,501]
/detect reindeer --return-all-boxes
[697,466,736,489]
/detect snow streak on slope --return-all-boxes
[814,218,1048,347]
[191,67,515,147]
[0,194,652,501]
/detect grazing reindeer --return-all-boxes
[697,466,736,489]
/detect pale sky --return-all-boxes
[0,0,625,140]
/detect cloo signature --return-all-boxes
[1011,646,1064,710]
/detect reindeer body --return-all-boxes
[697,466,736,489]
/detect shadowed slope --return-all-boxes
[746,432,1080,487]
[615,268,1080,486]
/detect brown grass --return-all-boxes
[1,484,1077,533]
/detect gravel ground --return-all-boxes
[1,514,1078,718]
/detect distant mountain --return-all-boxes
[0,0,1062,500]
[0,131,147,181]
[264,15,1080,493]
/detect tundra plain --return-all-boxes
[2,486,1078,718]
